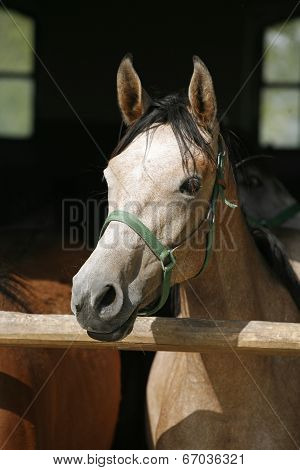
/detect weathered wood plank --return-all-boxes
[0,311,300,355]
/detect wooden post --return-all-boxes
[0,311,300,355]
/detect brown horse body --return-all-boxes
[0,227,121,449]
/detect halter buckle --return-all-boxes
[206,206,215,227]
[159,249,176,272]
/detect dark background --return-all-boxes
[1,0,299,228]
[0,0,299,449]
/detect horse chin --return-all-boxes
[87,311,137,342]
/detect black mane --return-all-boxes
[250,227,300,309]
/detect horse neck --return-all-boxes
[179,161,299,323]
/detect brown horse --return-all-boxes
[0,224,120,449]
[72,55,300,449]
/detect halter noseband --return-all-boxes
[100,136,237,316]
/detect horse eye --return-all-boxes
[249,175,262,188]
[180,176,202,195]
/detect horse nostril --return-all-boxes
[95,285,116,310]
[102,285,116,307]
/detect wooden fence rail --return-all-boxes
[0,311,300,356]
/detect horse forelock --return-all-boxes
[111,92,216,173]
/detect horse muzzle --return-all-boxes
[71,276,137,340]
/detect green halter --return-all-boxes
[246,203,300,229]
[100,137,237,316]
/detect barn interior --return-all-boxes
[0,0,299,449]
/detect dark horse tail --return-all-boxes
[251,227,300,310]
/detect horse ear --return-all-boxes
[188,56,217,130]
[117,54,151,125]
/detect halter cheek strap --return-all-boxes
[193,145,238,276]
[99,137,237,316]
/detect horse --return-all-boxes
[72,54,300,449]
[236,159,300,278]
[0,223,121,449]
[236,158,300,231]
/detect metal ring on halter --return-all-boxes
[159,249,176,272]
[206,206,215,227]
